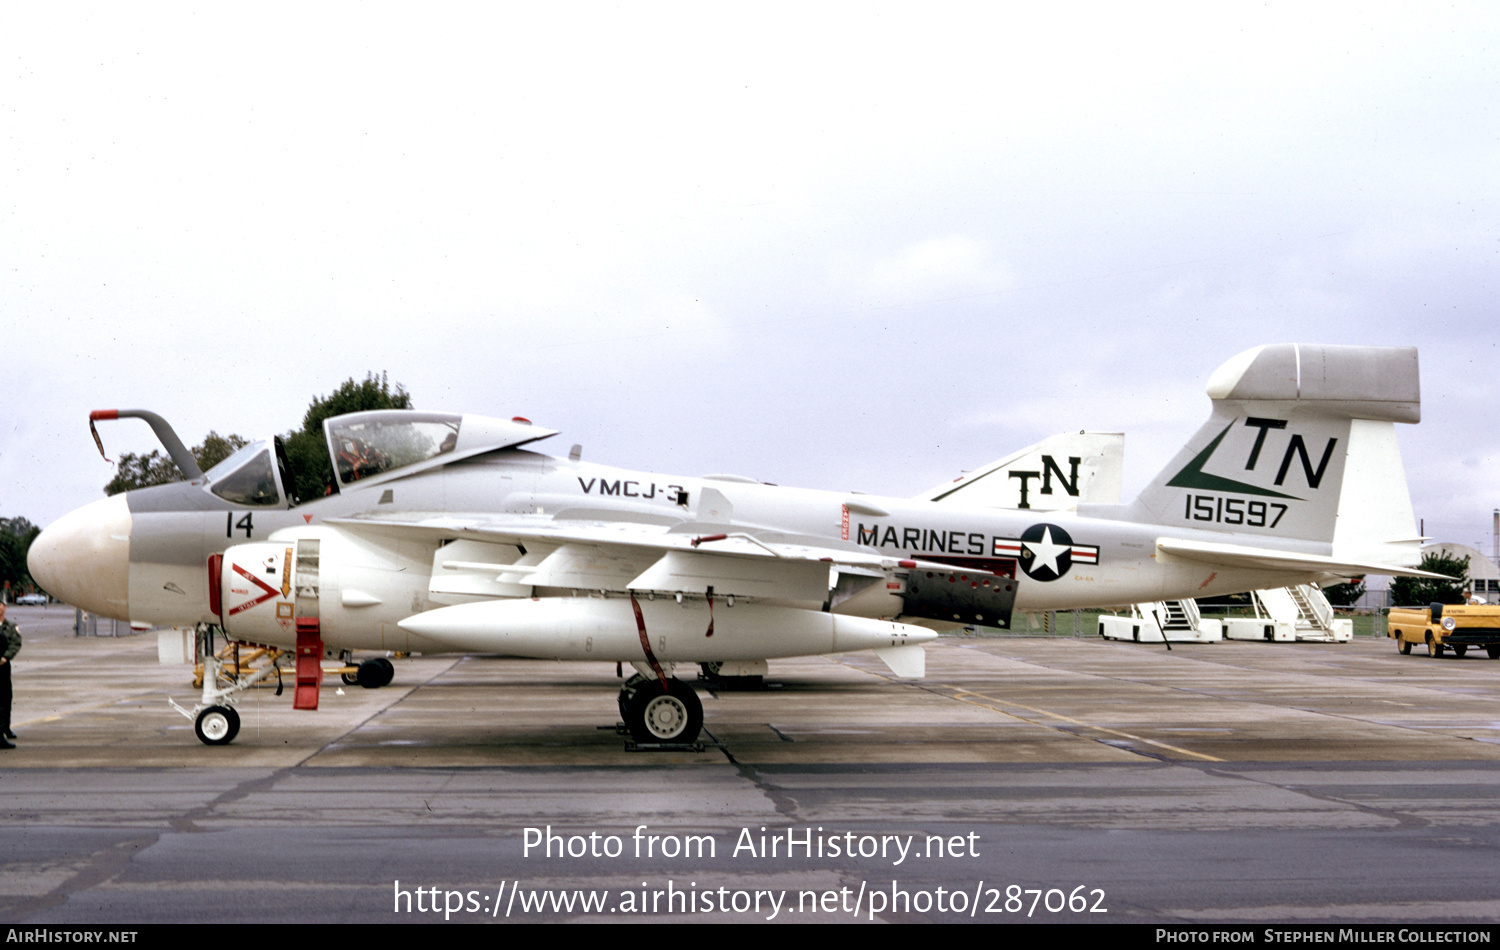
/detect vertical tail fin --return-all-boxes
[917,431,1124,509]
[1129,344,1421,563]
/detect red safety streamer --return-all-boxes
[89,417,112,463]
[629,593,670,690]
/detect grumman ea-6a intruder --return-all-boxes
[29,344,1440,747]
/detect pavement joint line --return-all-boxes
[962,639,1500,750]
[4,832,162,924]
[1189,761,1432,830]
[301,654,467,764]
[716,743,804,822]
[939,686,1225,762]
[983,637,1500,703]
[829,652,1223,762]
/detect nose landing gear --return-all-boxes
[194,705,240,745]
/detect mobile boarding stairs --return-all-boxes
[1098,585,1350,644]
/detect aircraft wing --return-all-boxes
[1155,538,1451,579]
[328,512,903,565]
[320,511,974,605]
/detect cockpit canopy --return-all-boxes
[327,411,461,486]
[321,410,558,490]
[204,439,292,507]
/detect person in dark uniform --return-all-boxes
[0,603,19,749]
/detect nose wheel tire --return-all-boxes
[356,657,395,688]
[195,705,240,746]
[622,678,703,744]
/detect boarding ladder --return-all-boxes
[1098,598,1219,642]
[1248,584,1345,641]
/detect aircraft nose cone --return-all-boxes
[29,494,132,619]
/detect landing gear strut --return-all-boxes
[170,624,287,746]
[617,673,703,745]
[697,660,767,690]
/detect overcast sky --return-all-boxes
[3,4,1497,552]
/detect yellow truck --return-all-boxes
[1388,602,1500,658]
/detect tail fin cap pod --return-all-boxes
[1205,344,1419,423]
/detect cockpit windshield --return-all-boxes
[205,441,283,507]
[326,411,461,486]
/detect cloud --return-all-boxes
[830,236,1015,306]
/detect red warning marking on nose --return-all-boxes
[228,562,280,616]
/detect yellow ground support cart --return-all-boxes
[1388,602,1500,658]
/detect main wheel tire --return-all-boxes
[1453,645,1468,658]
[1397,637,1412,655]
[625,678,703,744]
[356,657,395,689]
[341,672,359,686]
[195,705,240,745]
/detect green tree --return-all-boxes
[103,451,180,495]
[282,373,413,502]
[1322,578,1366,607]
[0,517,41,596]
[104,431,249,495]
[196,431,249,471]
[1389,553,1468,607]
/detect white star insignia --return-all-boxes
[1024,526,1069,575]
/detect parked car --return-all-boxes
[14,593,47,605]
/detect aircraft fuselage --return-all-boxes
[52,447,1327,639]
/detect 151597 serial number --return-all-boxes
[1184,494,1287,528]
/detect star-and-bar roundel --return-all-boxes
[993,523,1099,582]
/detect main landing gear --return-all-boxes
[341,656,395,688]
[617,672,704,746]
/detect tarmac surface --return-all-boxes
[2,604,1500,924]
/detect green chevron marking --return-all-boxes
[1165,424,1302,500]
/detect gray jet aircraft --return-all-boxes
[30,344,1438,746]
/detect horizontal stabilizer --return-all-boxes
[1155,537,1449,579]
